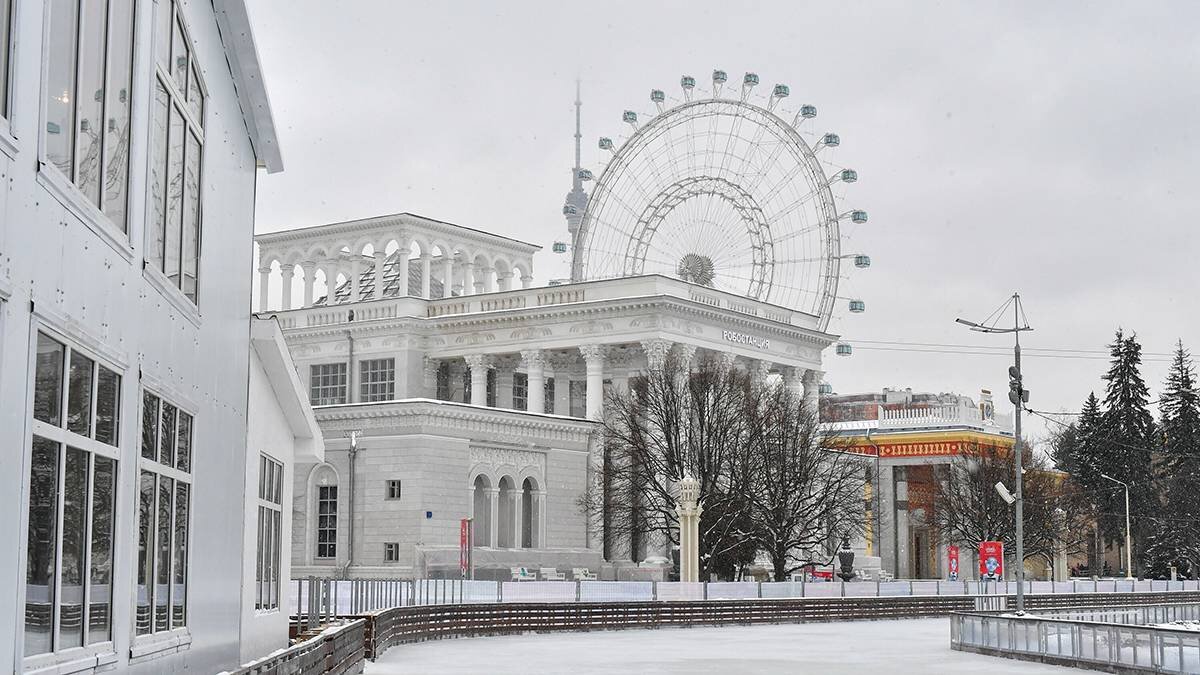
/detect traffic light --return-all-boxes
[1008,365,1029,405]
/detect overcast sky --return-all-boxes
[245,1,1199,442]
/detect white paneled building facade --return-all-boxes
[0,0,291,673]
[257,214,837,580]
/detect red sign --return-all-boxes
[947,545,960,581]
[459,518,470,579]
[978,541,1004,579]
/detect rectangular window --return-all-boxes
[255,455,283,611]
[0,0,12,119]
[309,363,348,406]
[42,0,136,231]
[135,389,192,636]
[383,543,399,563]
[147,0,205,301]
[544,378,555,414]
[487,370,497,407]
[386,479,401,500]
[513,372,528,411]
[359,358,395,403]
[569,380,586,418]
[23,332,121,657]
[316,486,337,559]
[435,361,450,401]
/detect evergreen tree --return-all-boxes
[1054,391,1104,572]
[1146,341,1200,577]
[1096,329,1156,576]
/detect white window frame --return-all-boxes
[255,454,283,612]
[132,387,194,646]
[315,485,338,559]
[383,543,399,563]
[513,372,528,411]
[0,0,20,157]
[144,0,207,308]
[20,325,123,670]
[358,357,394,403]
[35,0,139,259]
[385,479,401,501]
[310,363,348,406]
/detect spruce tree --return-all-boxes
[1097,329,1156,576]
[1149,341,1200,576]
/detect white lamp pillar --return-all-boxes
[677,477,703,583]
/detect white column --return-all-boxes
[496,359,515,409]
[463,263,476,296]
[396,241,411,297]
[301,262,317,307]
[803,368,823,417]
[535,490,547,548]
[349,259,361,301]
[522,349,545,413]
[513,489,524,549]
[783,366,804,397]
[420,253,433,298]
[465,354,492,406]
[442,257,456,297]
[423,357,440,398]
[373,252,387,300]
[278,263,295,310]
[521,275,533,289]
[580,345,605,420]
[497,272,511,292]
[751,359,772,384]
[487,487,500,548]
[258,266,271,312]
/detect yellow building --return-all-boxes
[823,388,1014,579]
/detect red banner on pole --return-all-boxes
[947,545,960,581]
[460,518,470,579]
[979,541,1004,579]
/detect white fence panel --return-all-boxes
[1052,581,1075,593]
[656,582,704,601]
[759,582,804,599]
[706,582,759,600]
[1030,581,1053,594]
[501,581,576,603]
[844,582,877,597]
[580,581,652,602]
[911,581,940,596]
[939,582,967,596]
[462,580,499,603]
[803,582,841,597]
[878,581,910,596]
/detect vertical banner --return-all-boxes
[460,518,471,579]
[947,545,960,581]
[978,541,1004,580]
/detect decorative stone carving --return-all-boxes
[464,353,494,371]
[511,326,553,340]
[456,331,496,346]
[579,343,606,365]
[520,349,545,369]
[719,352,737,370]
[569,320,614,335]
[470,446,546,477]
[674,343,698,366]
[640,339,673,371]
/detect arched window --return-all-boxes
[312,466,339,561]
[521,478,537,549]
[472,475,491,547]
[497,476,516,549]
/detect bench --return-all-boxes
[539,567,565,581]
[572,567,597,581]
[510,567,536,581]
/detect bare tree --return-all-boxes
[747,386,869,580]
[930,443,1089,572]
[582,356,758,579]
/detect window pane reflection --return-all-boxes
[58,447,88,650]
[34,334,65,426]
[24,437,59,656]
[88,456,115,644]
[66,350,94,437]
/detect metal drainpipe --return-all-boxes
[345,430,359,579]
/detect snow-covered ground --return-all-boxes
[365,618,1074,674]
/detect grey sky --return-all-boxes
[245,1,1200,441]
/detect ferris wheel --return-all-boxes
[570,70,870,332]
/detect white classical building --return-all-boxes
[0,1,302,673]
[258,213,835,580]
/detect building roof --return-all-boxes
[250,315,324,461]
[256,212,541,252]
[213,1,283,173]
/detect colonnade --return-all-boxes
[471,476,545,550]
[257,250,535,312]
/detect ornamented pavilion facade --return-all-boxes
[822,388,1015,580]
[256,213,834,580]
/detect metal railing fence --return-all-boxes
[951,608,1200,674]
[228,617,366,675]
[289,577,1200,615]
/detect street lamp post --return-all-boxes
[957,293,1032,612]
[1100,473,1135,580]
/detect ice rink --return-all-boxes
[365,617,1074,674]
